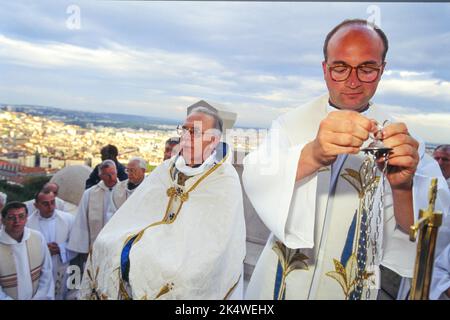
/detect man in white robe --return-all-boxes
[27,190,76,300]
[78,108,246,300]
[67,159,119,256]
[112,157,147,211]
[243,19,450,300]
[0,202,54,300]
[24,182,68,216]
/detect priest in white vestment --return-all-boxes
[78,108,246,300]
[24,182,68,216]
[67,159,119,255]
[27,190,76,300]
[243,19,450,300]
[112,157,147,211]
[0,202,54,300]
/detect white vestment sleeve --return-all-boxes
[430,244,450,300]
[380,151,450,277]
[243,120,316,248]
[67,190,90,254]
[32,234,55,300]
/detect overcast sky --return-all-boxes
[0,1,449,143]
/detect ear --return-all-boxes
[322,61,327,77]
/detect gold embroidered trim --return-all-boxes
[117,153,229,299]
[155,282,174,299]
[223,275,241,300]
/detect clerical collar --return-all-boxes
[127,182,139,190]
[328,99,370,113]
[174,151,217,177]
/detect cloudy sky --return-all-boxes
[0,1,449,143]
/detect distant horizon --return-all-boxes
[1,2,449,143]
[0,102,266,130]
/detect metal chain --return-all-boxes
[363,153,389,300]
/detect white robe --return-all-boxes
[430,243,450,300]
[67,182,117,254]
[243,94,450,300]
[78,147,246,299]
[0,227,54,300]
[27,209,76,299]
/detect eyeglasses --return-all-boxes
[177,125,204,138]
[434,156,450,162]
[5,213,27,222]
[125,167,140,174]
[327,63,384,83]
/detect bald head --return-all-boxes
[324,19,388,62]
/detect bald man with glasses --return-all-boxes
[243,19,449,300]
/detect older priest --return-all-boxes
[67,159,119,255]
[79,108,246,300]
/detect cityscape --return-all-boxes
[0,103,264,186]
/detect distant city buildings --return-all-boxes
[0,109,264,185]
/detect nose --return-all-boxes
[346,68,361,88]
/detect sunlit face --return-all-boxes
[322,25,385,111]
[179,112,219,166]
[126,160,146,185]
[433,149,450,179]
[35,192,56,218]
[99,166,118,188]
[2,207,27,241]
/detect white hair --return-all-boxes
[98,159,117,174]
[129,157,147,170]
[0,192,7,205]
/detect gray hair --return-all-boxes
[129,157,147,170]
[0,192,7,206]
[190,107,223,134]
[98,159,117,174]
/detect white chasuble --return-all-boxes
[243,94,450,300]
[78,144,246,300]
